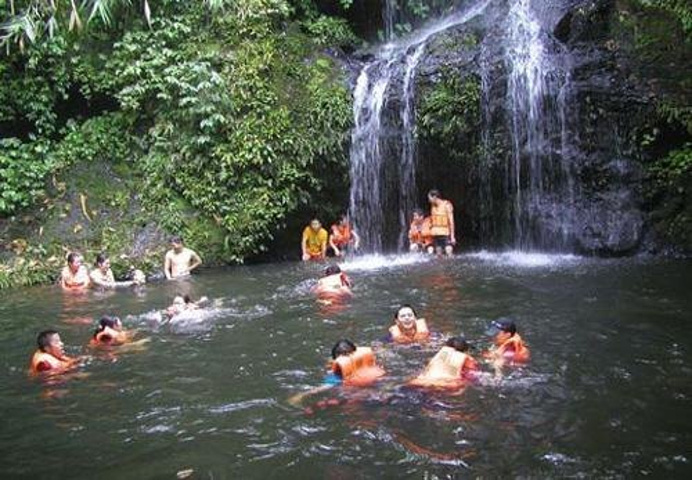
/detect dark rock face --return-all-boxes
[378,0,690,255]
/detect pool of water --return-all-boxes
[1,252,691,478]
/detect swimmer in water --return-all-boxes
[387,305,430,344]
[408,336,479,389]
[90,315,150,351]
[164,236,202,280]
[484,318,530,368]
[90,253,146,289]
[165,294,209,319]
[315,264,352,300]
[29,330,80,376]
[90,316,132,346]
[288,339,386,406]
[59,252,91,291]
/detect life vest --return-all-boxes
[496,333,530,363]
[332,347,385,387]
[409,217,433,246]
[61,266,90,290]
[29,350,73,375]
[91,326,129,346]
[389,318,430,343]
[409,346,478,388]
[430,200,453,237]
[330,224,352,247]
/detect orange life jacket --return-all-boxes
[430,200,453,236]
[496,333,530,363]
[330,223,352,247]
[91,326,129,346]
[409,346,479,388]
[332,347,385,387]
[409,217,433,246]
[389,318,430,343]
[29,350,74,375]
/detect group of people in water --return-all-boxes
[30,236,204,375]
[31,187,529,409]
[290,297,531,406]
[302,189,457,261]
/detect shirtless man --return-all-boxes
[164,236,202,280]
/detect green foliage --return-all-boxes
[646,143,692,246]
[302,15,358,47]
[0,138,52,214]
[418,73,481,146]
[638,0,692,35]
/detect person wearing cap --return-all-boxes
[164,236,202,280]
[408,336,479,388]
[485,318,530,364]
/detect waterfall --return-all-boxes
[504,0,576,250]
[348,0,490,252]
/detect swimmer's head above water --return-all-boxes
[323,264,342,277]
[445,335,471,353]
[394,304,418,331]
[331,339,356,359]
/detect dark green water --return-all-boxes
[2,252,691,479]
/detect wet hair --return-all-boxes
[183,294,194,304]
[493,318,517,336]
[95,252,108,268]
[331,339,357,359]
[66,252,80,265]
[428,189,441,198]
[93,315,120,338]
[324,264,342,276]
[412,208,424,217]
[37,330,59,352]
[394,304,418,320]
[338,213,348,222]
[446,336,471,352]
[170,235,183,244]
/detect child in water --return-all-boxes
[484,318,530,367]
[165,294,209,318]
[288,339,385,407]
[408,336,479,389]
[90,315,150,351]
[314,264,352,300]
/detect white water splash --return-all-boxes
[465,250,580,267]
[340,253,431,272]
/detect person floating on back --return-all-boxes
[329,214,360,258]
[388,305,430,344]
[59,252,91,291]
[408,208,433,254]
[314,264,352,300]
[408,336,479,389]
[29,330,80,376]
[165,294,209,318]
[484,318,530,366]
[428,189,456,256]
[301,218,329,261]
[164,236,202,280]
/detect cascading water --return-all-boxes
[348,0,490,252]
[503,0,577,250]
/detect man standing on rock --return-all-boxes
[428,189,456,256]
[164,236,202,279]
